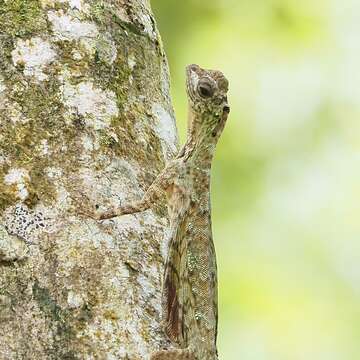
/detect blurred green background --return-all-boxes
[151,1,360,359]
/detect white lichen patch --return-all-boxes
[6,101,29,125]
[124,318,149,357]
[78,159,142,213]
[83,310,150,359]
[128,55,136,70]
[160,227,171,261]
[136,7,156,41]
[4,168,30,201]
[3,203,55,244]
[61,81,118,130]
[96,32,118,65]
[55,186,71,211]
[113,215,143,236]
[4,168,28,185]
[112,211,166,272]
[105,159,143,201]
[45,167,63,179]
[64,220,115,250]
[152,103,178,160]
[0,224,28,262]
[67,291,84,309]
[37,139,50,156]
[71,49,83,61]
[112,263,130,282]
[47,10,97,40]
[148,264,163,313]
[84,314,148,359]
[81,134,100,152]
[0,78,5,93]
[128,55,136,84]
[137,273,156,299]
[11,37,56,82]
[48,10,98,53]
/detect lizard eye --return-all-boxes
[197,80,214,98]
[188,64,199,72]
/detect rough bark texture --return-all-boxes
[0,1,178,359]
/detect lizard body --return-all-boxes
[97,64,230,360]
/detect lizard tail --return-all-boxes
[162,222,186,345]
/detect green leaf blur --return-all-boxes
[152,1,360,359]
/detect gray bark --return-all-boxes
[0,1,178,359]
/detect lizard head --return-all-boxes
[186,64,230,139]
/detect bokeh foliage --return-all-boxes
[152,1,360,359]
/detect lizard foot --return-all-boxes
[150,348,195,360]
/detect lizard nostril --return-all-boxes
[223,105,230,114]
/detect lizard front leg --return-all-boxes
[97,188,159,220]
[95,160,180,220]
[151,348,195,360]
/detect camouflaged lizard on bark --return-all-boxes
[96,64,230,360]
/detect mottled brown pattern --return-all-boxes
[97,64,230,359]
[164,273,180,340]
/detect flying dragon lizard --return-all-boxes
[95,64,230,360]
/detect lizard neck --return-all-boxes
[177,108,223,169]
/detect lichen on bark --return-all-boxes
[0,0,178,358]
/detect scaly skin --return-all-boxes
[96,64,230,360]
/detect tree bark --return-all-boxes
[0,1,178,359]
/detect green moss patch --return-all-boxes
[0,0,47,37]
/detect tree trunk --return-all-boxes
[0,1,178,359]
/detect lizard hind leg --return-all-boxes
[150,348,195,360]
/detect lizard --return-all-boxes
[95,64,230,360]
